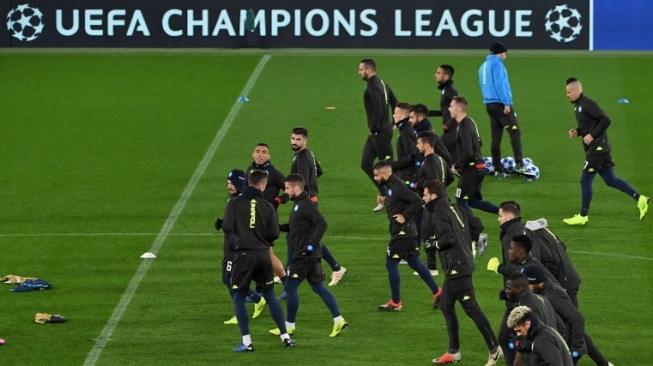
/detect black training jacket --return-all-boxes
[454,116,482,170]
[248,160,286,207]
[542,281,587,354]
[381,175,422,238]
[522,318,574,366]
[291,148,319,197]
[284,192,327,260]
[364,75,397,133]
[572,94,611,156]
[222,186,279,251]
[422,196,482,279]
[530,227,581,295]
[394,119,418,183]
[417,153,449,191]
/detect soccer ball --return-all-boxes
[544,4,582,43]
[522,157,534,168]
[524,165,540,181]
[501,156,516,173]
[6,4,44,42]
[482,156,495,174]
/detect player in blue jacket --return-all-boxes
[478,42,524,177]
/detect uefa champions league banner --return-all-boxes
[1,0,589,49]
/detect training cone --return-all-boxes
[140,252,157,259]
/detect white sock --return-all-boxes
[242,334,252,346]
[286,321,295,329]
[280,333,290,341]
[333,316,343,323]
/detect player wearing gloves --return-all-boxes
[215,169,267,325]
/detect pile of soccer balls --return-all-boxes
[482,156,540,181]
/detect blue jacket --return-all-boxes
[478,54,512,106]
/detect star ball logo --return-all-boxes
[6,4,44,42]
[544,4,582,43]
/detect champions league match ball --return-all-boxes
[501,156,516,173]
[523,165,541,181]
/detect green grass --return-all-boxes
[0,52,651,366]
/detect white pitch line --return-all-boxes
[3,231,649,262]
[82,54,272,366]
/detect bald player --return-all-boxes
[563,78,649,225]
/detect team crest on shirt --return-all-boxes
[294,205,299,211]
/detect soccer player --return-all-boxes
[449,96,499,214]
[268,174,348,337]
[247,143,288,284]
[290,128,347,286]
[221,170,295,352]
[487,234,559,286]
[563,77,649,225]
[526,219,581,306]
[478,42,524,177]
[410,103,452,165]
[215,169,267,325]
[415,132,451,276]
[248,143,287,208]
[421,180,502,366]
[416,132,451,188]
[372,161,441,311]
[497,273,561,365]
[392,102,419,188]
[358,58,398,210]
[429,64,459,160]
[523,265,613,366]
[507,306,574,366]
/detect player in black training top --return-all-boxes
[421,180,502,366]
[415,131,451,277]
[221,170,295,352]
[391,102,419,194]
[372,161,441,311]
[523,265,613,366]
[248,143,287,208]
[358,59,398,210]
[449,96,499,214]
[563,78,649,226]
[247,143,287,284]
[507,305,574,366]
[429,64,459,161]
[215,169,267,325]
[290,127,347,286]
[410,103,453,166]
[268,174,348,338]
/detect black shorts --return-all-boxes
[456,168,484,201]
[287,258,324,285]
[222,253,236,274]
[583,153,614,174]
[387,237,420,260]
[230,250,274,292]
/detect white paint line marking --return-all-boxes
[82,54,272,366]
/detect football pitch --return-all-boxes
[0,50,651,365]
